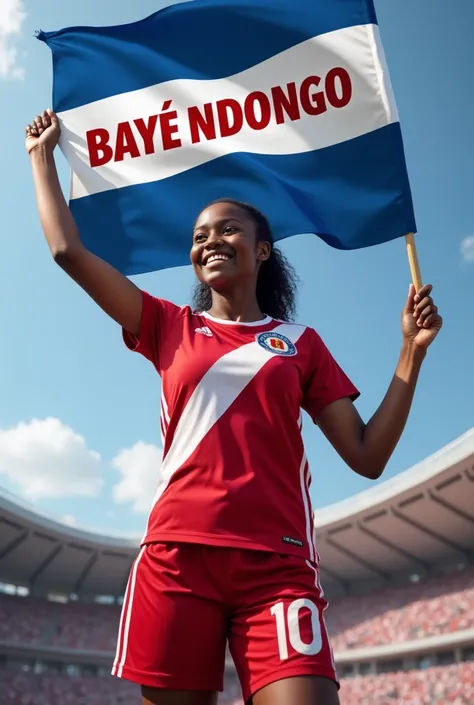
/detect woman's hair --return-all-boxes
[192,198,298,321]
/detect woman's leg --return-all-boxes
[112,543,227,701]
[252,675,340,705]
[142,686,218,705]
[228,551,339,705]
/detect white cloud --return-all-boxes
[461,236,474,264]
[60,514,77,527]
[112,441,162,514]
[0,418,102,501]
[0,0,27,80]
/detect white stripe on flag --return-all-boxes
[59,24,398,199]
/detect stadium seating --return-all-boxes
[327,566,474,651]
[0,566,473,704]
[1,567,472,652]
[0,596,118,650]
[1,663,473,705]
[0,671,140,705]
[0,595,55,645]
[338,663,474,705]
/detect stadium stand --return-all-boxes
[0,566,473,652]
[1,662,473,704]
[0,670,140,705]
[327,565,474,650]
[0,429,473,703]
[338,663,474,705]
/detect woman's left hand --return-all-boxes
[402,284,443,351]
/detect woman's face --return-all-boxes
[190,202,270,290]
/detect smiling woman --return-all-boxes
[191,198,298,322]
[26,108,442,705]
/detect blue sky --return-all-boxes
[0,0,473,537]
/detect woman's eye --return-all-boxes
[223,226,236,234]
[195,233,206,242]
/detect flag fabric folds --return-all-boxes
[38,0,416,275]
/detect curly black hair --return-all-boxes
[192,198,298,321]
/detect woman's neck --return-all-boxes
[207,290,265,323]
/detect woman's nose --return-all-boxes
[205,231,223,247]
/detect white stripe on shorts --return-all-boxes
[305,560,338,677]
[112,545,146,678]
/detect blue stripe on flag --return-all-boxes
[70,124,415,276]
[38,0,377,112]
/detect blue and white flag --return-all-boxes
[38,0,416,275]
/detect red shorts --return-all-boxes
[112,543,338,702]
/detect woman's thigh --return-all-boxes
[228,551,338,704]
[252,675,340,705]
[141,686,219,705]
[112,543,227,695]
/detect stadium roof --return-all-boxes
[1,428,473,598]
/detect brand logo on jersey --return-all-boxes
[282,536,304,547]
[256,331,296,356]
[195,326,213,337]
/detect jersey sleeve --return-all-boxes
[122,290,183,373]
[302,328,360,423]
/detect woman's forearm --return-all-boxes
[360,341,426,477]
[30,146,83,259]
[318,340,427,480]
[25,110,143,335]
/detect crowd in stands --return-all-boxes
[1,566,473,653]
[338,663,474,705]
[0,595,55,646]
[0,671,140,705]
[327,565,474,651]
[0,566,473,703]
[1,663,473,705]
[0,596,118,650]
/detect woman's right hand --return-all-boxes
[25,109,60,156]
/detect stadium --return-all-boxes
[1,428,473,704]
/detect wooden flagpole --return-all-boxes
[405,233,422,291]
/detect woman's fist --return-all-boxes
[25,109,60,155]
[402,283,442,351]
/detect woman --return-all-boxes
[26,109,442,705]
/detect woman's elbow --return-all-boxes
[365,465,385,481]
[51,244,69,265]
[51,244,83,269]
[351,459,386,481]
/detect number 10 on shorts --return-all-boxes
[270,599,323,661]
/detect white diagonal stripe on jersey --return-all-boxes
[152,323,307,507]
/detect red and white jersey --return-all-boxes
[124,291,359,562]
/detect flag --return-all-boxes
[38,0,416,275]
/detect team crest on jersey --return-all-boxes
[256,331,297,356]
